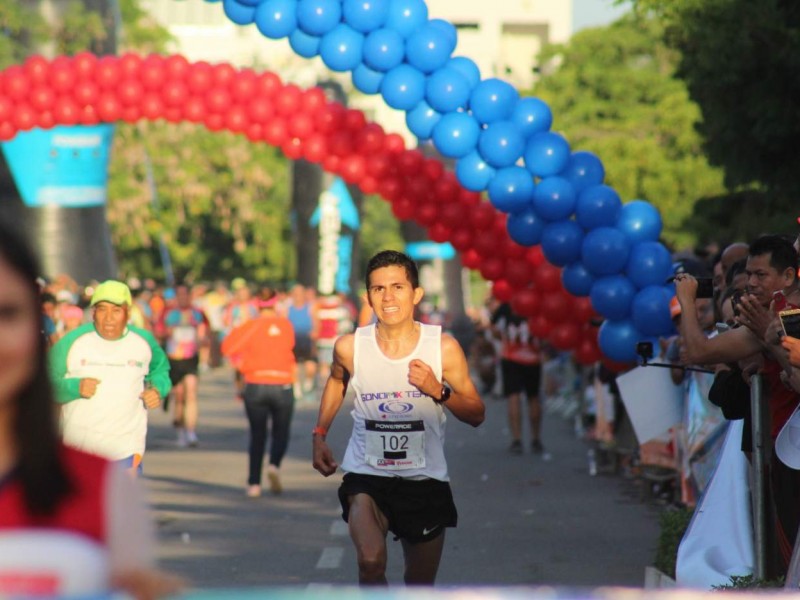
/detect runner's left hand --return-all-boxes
[408,359,441,399]
[140,387,161,409]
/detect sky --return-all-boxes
[573,0,632,32]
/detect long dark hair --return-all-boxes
[0,218,71,515]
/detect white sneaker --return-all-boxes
[266,466,282,494]
[186,430,199,447]
[176,428,188,448]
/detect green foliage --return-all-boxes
[53,1,108,56]
[118,0,172,53]
[0,3,48,68]
[712,574,784,590]
[532,13,726,249]
[631,0,800,197]
[107,123,293,283]
[653,506,693,578]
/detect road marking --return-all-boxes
[316,546,344,569]
[329,519,348,537]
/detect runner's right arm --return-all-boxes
[312,334,354,476]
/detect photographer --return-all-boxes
[675,234,800,576]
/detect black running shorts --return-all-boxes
[168,355,199,385]
[338,472,458,544]
[501,359,541,397]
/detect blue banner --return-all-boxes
[0,125,114,207]
[406,241,456,261]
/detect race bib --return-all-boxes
[173,325,197,344]
[365,420,425,470]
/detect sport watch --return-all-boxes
[436,384,452,404]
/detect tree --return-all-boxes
[531,13,727,249]
[0,4,48,68]
[629,0,800,196]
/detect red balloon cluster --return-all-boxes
[0,52,602,364]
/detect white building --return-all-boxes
[141,0,572,144]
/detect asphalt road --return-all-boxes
[141,366,661,592]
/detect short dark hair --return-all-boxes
[749,235,798,274]
[365,250,420,289]
[725,258,747,288]
[0,218,72,515]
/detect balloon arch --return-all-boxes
[0,0,681,365]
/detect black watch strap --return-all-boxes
[437,384,452,403]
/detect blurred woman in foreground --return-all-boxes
[0,218,181,599]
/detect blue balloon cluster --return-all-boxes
[211,0,678,364]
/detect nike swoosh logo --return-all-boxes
[422,525,440,536]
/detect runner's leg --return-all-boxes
[401,533,446,585]
[183,373,199,434]
[347,494,390,585]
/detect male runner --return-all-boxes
[312,250,485,585]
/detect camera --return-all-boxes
[780,309,800,339]
[636,341,654,362]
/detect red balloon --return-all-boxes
[212,62,237,89]
[383,133,405,154]
[404,176,428,200]
[541,291,573,322]
[366,153,392,178]
[162,81,189,107]
[183,97,206,122]
[230,69,258,102]
[282,137,304,160]
[428,222,451,243]
[12,104,37,132]
[423,158,444,181]
[72,52,98,79]
[73,80,99,106]
[96,93,122,122]
[433,174,459,204]
[204,112,224,131]
[504,239,527,260]
[141,94,164,120]
[3,66,30,101]
[328,130,354,157]
[117,53,143,79]
[255,72,282,100]
[450,226,474,252]
[264,119,289,146]
[121,106,141,124]
[344,108,367,132]
[398,149,424,176]
[245,123,264,142]
[479,256,505,281]
[288,112,315,139]
[225,106,249,133]
[528,315,553,338]
[23,55,50,85]
[377,176,403,201]
[470,202,497,230]
[391,197,415,220]
[95,56,121,89]
[574,297,595,323]
[341,155,367,184]
[54,99,81,125]
[0,121,16,141]
[118,79,144,106]
[29,86,55,111]
[438,203,463,227]
[164,54,191,81]
[79,104,99,125]
[461,249,482,270]
[549,322,580,351]
[472,232,498,258]
[300,87,327,112]
[575,339,601,365]
[415,203,440,227]
[247,99,275,124]
[276,84,302,116]
[492,280,514,302]
[303,134,328,163]
[186,61,214,94]
[504,259,534,289]
[316,102,345,134]
[459,190,481,207]
[525,245,545,268]
[140,54,166,90]
[0,97,14,122]
[601,357,634,375]
[510,288,541,317]
[356,123,385,154]
[37,110,55,130]
[360,175,379,194]
[322,154,341,173]
[164,107,183,123]
[206,88,231,113]
[534,263,562,293]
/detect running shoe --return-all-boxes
[176,428,188,448]
[186,430,199,447]
[531,439,545,454]
[509,439,523,455]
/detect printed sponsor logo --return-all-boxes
[378,401,414,415]
[360,390,425,402]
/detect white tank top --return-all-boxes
[341,323,449,481]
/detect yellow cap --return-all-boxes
[90,280,132,307]
[232,277,247,291]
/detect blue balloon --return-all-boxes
[470,79,518,125]
[532,176,577,221]
[289,29,321,57]
[236,0,261,5]
[447,57,481,89]
[352,63,384,94]
[430,111,480,159]
[477,121,525,168]
[626,241,673,289]
[575,184,622,230]
[507,207,546,246]
[255,0,298,39]
[384,0,428,38]
[562,262,595,297]
[429,19,457,49]
[590,275,636,321]
[363,28,405,71]
[405,24,454,73]
[343,0,390,33]
[425,68,470,113]
[379,64,425,110]
[455,150,495,192]
[541,220,584,267]
[581,227,631,276]
[319,24,365,72]
[511,97,552,138]
[487,166,535,214]
[598,319,647,363]
[297,0,341,36]
[631,285,675,337]
[562,151,605,194]
[223,0,257,25]
[617,200,663,244]
[406,100,440,140]
[524,132,570,178]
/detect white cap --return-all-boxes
[776,405,800,469]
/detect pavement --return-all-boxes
[141,366,662,592]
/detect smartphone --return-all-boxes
[715,322,731,334]
[779,308,800,339]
